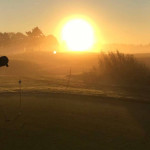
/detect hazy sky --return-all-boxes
[0,0,150,44]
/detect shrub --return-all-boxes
[83,51,150,86]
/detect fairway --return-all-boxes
[0,92,150,150]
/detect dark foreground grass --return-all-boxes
[0,92,150,150]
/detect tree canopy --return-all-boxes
[0,27,58,53]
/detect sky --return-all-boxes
[0,0,150,44]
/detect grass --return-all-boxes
[1,74,150,102]
[0,91,150,150]
[83,51,150,86]
[0,51,150,149]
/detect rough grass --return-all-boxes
[83,51,150,86]
[1,75,150,102]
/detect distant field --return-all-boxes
[1,51,150,76]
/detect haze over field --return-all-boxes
[0,0,150,150]
[1,0,150,53]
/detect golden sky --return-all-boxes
[0,0,150,45]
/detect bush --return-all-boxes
[83,51,150,86]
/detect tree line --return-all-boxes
[0,27,58,53]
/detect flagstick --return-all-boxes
[18,80,22,115]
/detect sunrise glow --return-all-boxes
[62,19,95,51]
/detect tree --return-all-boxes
[15,32,26,40]
[26,27,44,38]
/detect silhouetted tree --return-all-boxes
[0,27,58,53]
[14,32,26,40]
[26,27,44,38]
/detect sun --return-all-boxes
[62,19,95,51]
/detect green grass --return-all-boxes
[1,74,150,102]
[0,92,150,150]
[0,51,150,149]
